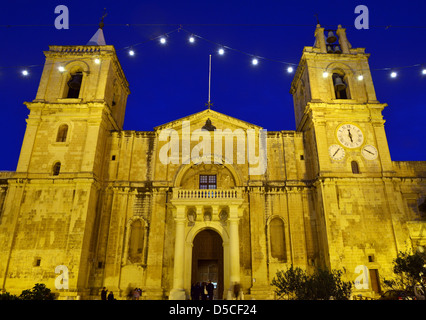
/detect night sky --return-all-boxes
[1,0,425,171]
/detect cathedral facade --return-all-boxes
[0,24,425,300]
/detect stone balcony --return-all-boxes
[171,188,244,206]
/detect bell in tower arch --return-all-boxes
[66,72,83,98]
[326,31,337,43]
[68,72,83,90]
[334,75,346,92]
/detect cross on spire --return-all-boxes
[99,8,107,29]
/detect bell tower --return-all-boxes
[16,26,130,178]
[0,26,130,298]
[290,24,393,178]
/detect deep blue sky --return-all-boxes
[1,0,425,171]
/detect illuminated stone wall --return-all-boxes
[0,26,425,301]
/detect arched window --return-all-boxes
[270,217,287,262]
[128,219,145,263]
[351,161,360,174]
[332,73,350,99]
[52,162,61,176]
[66,71,83,98]
[56,124,68,142]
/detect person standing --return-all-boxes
[191,283,199,300]
[207,280,214,300]
[132,288,139,300]
[200,282,207,300]
[101,287,107,301]
[233,282,241,300]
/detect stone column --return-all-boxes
[143,187,167,299]
[227,205,240,299]
[169,205,187,300]
[249,187,272,299]
[103,187,129,295]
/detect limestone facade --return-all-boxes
[0,25,425,300]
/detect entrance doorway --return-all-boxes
[192,229,223,299]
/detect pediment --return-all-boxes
[153,108,262,132]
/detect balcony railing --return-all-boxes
[173,188,242,200]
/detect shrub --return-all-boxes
[19,283,55,300]
[271,265,352,300]
[0,292,20,300]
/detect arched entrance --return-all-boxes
[192,229,224,299]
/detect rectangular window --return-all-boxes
[199,175,217,189]
[33,258,41,267]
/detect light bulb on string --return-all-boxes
[7,27,426,81]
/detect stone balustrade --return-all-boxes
[173,188,241,200]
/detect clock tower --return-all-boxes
[290,24,401,276]
[290,24,393,179]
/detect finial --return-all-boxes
[205,101,213,110]
[99,8,107,29]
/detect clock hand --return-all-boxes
[347,129,353,142]
[333,149,340,156]
[365,149,374,155]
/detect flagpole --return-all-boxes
[208,54,212,109]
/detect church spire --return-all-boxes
[86,9,107,46]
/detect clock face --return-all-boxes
[328,144,345,161]
[361,145,378,160]
[336,124,364,148]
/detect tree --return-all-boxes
[383,249,426,299]
[19,283,55,300]
[271,265,352,300]
[271,265,308,300]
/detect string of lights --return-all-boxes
[1,25,425,79]
[2,23,426,28]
